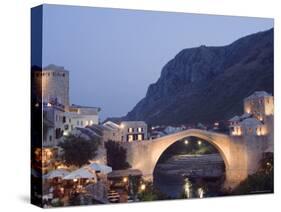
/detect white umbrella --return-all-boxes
[44,169,69,179]
[87,163,112,174]
[63,167,97,181]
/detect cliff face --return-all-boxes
[125,29,273,125]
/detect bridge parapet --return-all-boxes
[122,128,270,189]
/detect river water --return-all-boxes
[153,153,225,198]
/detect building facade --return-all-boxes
[33,65,100,147]
[33,64,69,107]
[102,121,148,142]
[229,91,273,137]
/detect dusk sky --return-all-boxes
[41,4,273,120]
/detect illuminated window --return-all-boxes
[138,127,143,133]
[137,134,143,141]
[128,128,133,133]
[128,135,133,142]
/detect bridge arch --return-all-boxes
[125,129,248,188]
[149,129,231,177]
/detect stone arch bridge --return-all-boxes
[122,129,271,188]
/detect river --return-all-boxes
[153,153,225,198]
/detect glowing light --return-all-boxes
[137,134,143,141]
[63,131,69,136]
[198,187,204,198]
[184,140,189,145]
[140,184,146,191]
[198,140,202,145]
[184,178,192,198]
[120,124,125,129]
[123,177,128,183]
[128,135,133,142]
[73,179,78,182]
[47,103,52,107]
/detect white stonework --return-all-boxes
[35,65,100,147]
[229,91,273,138]
[102,121,148,142]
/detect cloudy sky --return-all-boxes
[37,4,273,120]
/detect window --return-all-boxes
[128,128,133,133]
[138,127,143,133]
[64,125,69,130]
[69,118,71,123]
[81,120,83,126]
[77,120,79,126]
[128,135,133,142]
[55,128,62,139]
[137,134,143,141]
[49,135,52,142]
[62,116,66,123]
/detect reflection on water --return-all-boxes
[154,154,224,198]
[197,187,204,198]
[184,178,192,198]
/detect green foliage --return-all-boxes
[105,140,131,170]
[138,182,170,201]
[232,153,273,195]
[59,135,100,167]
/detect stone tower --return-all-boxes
[32,64,69,107]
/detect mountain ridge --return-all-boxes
[124,28,273,125]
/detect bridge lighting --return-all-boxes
[198,187,204,198]
[184,139,189,145]
[184,178,192,198]
[198,140,202,145]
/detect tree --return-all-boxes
[105,140,131,170]
[59,135,100,167]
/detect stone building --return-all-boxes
[33,64,69,107]
[102,121,148,142]
[229,91,273,137]
[33,65,100,147]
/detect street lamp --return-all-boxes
[140,184,146,191]
[123,177,128,183]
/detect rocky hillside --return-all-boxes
[125,28,274,125]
